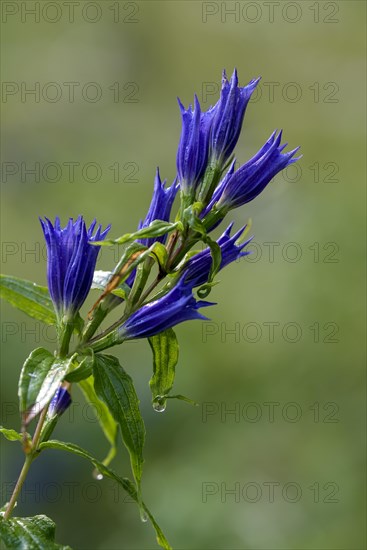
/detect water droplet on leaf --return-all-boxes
[140,509,148,523]
[152,396,166,413]
[93,468,103,480]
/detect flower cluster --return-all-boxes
[40,69,300,353]
[0,71,301,546]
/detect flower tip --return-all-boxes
[246,75,261,89]
[56,216,64,230]
[228,158,237,174]
[169,176,180,195]
[288,147,302,161]
[193,94,201,112]
[224,221,235,236]
[228,71,238,92]
[177,97,185,112]
[197,299,217,309]
[274,129,283,146]
[268,130,277,143]
[100,224,112,239]
[232,224,248,242]
[88,219,97,234]
[155,166,162,182]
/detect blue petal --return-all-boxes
[40,216,110,318]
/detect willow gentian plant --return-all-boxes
[0,69,300,549]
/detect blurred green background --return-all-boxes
[1,1,365,549]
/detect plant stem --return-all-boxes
[31,406,49,448]
[134,273,163,308]
[124,257,154,316]
[59,321,73,358]
[3,454,34,520]
[3,406,49,521]
[81,305,109,344]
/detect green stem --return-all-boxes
[81,305,110,344]
[3,406,49,521]
[167,233,197,270]
[58,321,73,358]
[85,272,163,352]
[124,257,154,315]
[3,454,34,520]
[87,330,120,353]
[134,273,163,309]
[83,261,160,349]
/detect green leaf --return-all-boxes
[197,162,223,205]
[148,329,179,411]
[93,355,145,494]
[0,427,23,442]
[149,242,168,273]
[64,355,94,383]
[196,281,219,299]
[203,237,222,284]
[98,220,181,246]
[39,440,171,550]
[0,275,56,325]
[166,394,199,406]
[78,374,118,467]
[18,348,74,421]
[98,243,148,299]
[182,204,222,284]
[0,512,71,549]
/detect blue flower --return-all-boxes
[206,130,301,213]
[180,223,251,288]
[40,216,110,320]
[210,70,260,166]
[117,280,214,340]
[138,168,179,247]
[176,95,215,194]
[48,387,72,417]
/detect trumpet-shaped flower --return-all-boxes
[116,280,214,341]
[181,223,251,288]
[176,95,215,194]
[138,168,179,247]
[207,131,301,213]
[210,70,260,166]
[40,216,110,320]
[48,387,72,417]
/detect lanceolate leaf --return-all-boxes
[148,329,179,411]
[149,242,168,273]
[39,440,171,550]
[78,374,118,467]
[96,220,181,246]
[0,512,71,549]
[204,236,222,283]
[18,349,54,415]
[18,348,74,421]
[0,427,23,443]
[93,355,145,493]
[0,275,56,325]
[64,355,94,383]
